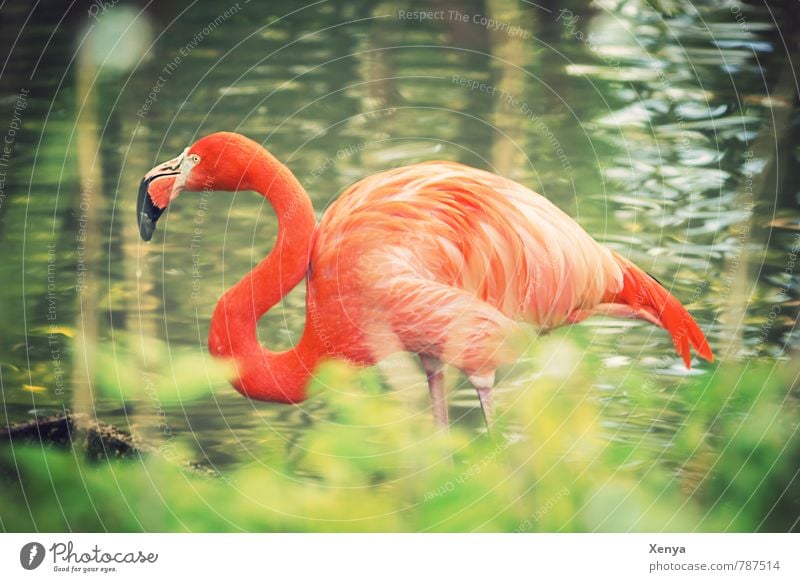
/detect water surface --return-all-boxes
[1,0,798,475]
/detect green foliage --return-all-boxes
[2,350,798,532]
[94,333,231,403]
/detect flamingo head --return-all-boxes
[137,132,263,241]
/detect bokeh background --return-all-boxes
[0,0,798,531]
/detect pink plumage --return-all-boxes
[138,132,713,428]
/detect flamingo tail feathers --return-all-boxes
[567,253,714,368]
[602,252,714,368]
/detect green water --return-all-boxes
[0,0,798,478]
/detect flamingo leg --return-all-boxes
[469,371,495,432]
[420,354,448,429]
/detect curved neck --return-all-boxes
[208,150,319,403]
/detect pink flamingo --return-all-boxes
[137,132,713,428]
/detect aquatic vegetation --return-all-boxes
[2,350,797,532]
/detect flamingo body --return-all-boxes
[137,132,712,421]
[309,161,623,375]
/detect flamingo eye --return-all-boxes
[190,154,201,164]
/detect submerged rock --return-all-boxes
[0,412,216,476]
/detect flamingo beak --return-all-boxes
[137,149,188,241]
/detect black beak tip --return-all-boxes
[136,176,165,242]
[139,216,156,242]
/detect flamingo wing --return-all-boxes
[310,161,629,374]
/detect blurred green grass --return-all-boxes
[1,346,798,532]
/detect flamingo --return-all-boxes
[137,132,713,428]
